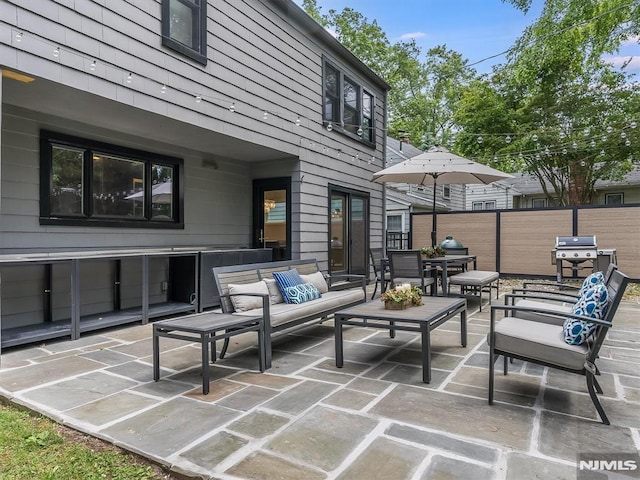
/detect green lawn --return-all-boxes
[0,403,172,479]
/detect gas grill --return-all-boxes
[553,236,598,282]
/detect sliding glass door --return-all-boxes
[329,185,368,275]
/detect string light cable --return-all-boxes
[5,27,382,165]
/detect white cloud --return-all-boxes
[399,32,426,40]
[603,55,640,70]
[622,35,639,46]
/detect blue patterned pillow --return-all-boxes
[283,283,322,304]
[563,283,609,345]
[272,269,304,304]
[578,271,604,297]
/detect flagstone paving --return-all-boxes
[1,292,639,479]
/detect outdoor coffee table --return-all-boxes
[334,297,467,383]
[153,312,264,394]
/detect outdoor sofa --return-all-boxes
[212,258,366,368]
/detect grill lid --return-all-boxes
[555,236,597,249]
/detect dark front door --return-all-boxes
[329,185,368,275]
[253,178,291,261]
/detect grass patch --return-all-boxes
[0,403,175,479]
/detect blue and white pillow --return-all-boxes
[578,271,605,297]
[283,283,322,304]
[563,283,609,345]
[272,269,304,304]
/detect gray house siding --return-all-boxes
[0,0,387,265]
[0,0,388,343]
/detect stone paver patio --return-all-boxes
[1,292,639,479]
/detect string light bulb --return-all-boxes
[126,72,132,83]
[229,102,235,113]
[161,84,167,94]
[477,136,483,144]
[295,117,301,126]
[90,60,96,71]
[326,122,333,132]
[262,111,268,120]
[53,46,60,57]
[195,95,201,103]
[631,121,637,129]
[532,134,538,142]
[357,126,363,136]
[505,136,511,144]
[15,32,22,42]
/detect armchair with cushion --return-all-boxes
[487,268,629,424]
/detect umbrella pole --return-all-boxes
[431,177,437,247]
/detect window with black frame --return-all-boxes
[161,0,207,65]
[40,131,183,228]
[323,59,376,146]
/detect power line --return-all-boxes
[468,1,638,68]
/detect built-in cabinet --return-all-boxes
[0,248,270,353]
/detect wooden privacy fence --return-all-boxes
[410,205,640,281]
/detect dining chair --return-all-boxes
[369,247,391,300]
[388,250,436,295]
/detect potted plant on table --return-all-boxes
[420,246,447,258]
[380,283,424,310]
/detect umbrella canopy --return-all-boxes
[372,146,513,246]
[125,180,173,204]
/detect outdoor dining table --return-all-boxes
[381,254,477,296]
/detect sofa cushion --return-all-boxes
[262,278,284,305]
[300,271,329,294]
[283,282,322,304]
[563,283,609,345]
[578,271,605,297]
[231,289,365,328]
[228,281,269,312]
[273,269,304,304]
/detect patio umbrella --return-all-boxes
[125,180,173,204]
[372,146,513,246]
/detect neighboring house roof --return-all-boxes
[385,185,447,211]
[386,137,423,166]
[503,165,640,195]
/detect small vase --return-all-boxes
[384,299,411,310]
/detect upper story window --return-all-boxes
[162,0,207,65]
[323,59,376,146]
[40,131,184,229]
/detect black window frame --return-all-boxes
[323,57,376,147]
[605,192,624,205]
[531,198,548,209]
[40,130,184,229]
[161,0,207,65]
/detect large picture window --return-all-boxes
[40,131,184,228]
[161,0,207,65]
[323,58,376,146]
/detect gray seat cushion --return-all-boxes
[233,289,365,327]
[513,299,572,325]
[449,270,499,286]
[490,316,588,370]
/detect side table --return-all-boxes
[153,312,264,394]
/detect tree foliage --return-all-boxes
[454,0,640,205]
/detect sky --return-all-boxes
[293,0,639,76]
